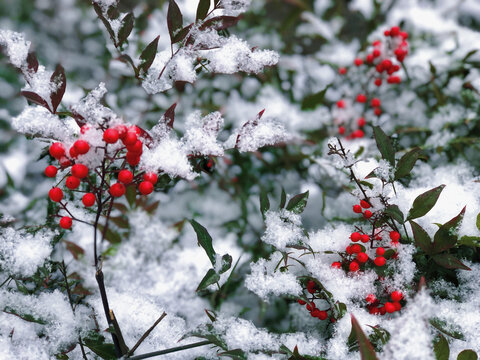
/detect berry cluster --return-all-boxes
[297,280,332,321]
[45,123,159,229]
[365,290,404,315]
[336,26,409,138]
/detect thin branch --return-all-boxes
[127,312,167,357]
[127,340,212,360]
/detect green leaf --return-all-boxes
[406,185,445,220]
[432,254,471,271]
[219,253,232,274]
[139,36,160,73]
[433,334,449,360]
[394,147,421,180]
[410,220,433,254]
[190,219,216,266]
[196,0,210,21]
[117,12,134,47]
[218,349,246,360]
[476,212,480,231]
[384,205,404,224]
[373,126,395,166]
[429,318,465,340]
[167,0,183,44]
[280,188,287,209]
[259,190,270,220]
[125,184,136,208]
[286,190,309,214]
[432,206,465,254]
[350,315,379,360]
[197,268,220,291]
[301,86,329,110]
[457,350,478,360]
[458,236,480,247]
[83,339,117,360]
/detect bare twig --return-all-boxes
[127,312,167,357]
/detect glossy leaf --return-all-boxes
[285,190,309,214]
[394,147,421,180]
[432,206,465,254]
[384,205,404,224]
[26,52,38,73]
[199,15,241,31]
[280,188,287,209]
[190,219,216,266]
[162,103,177,128]
[197,268,220,291]
[476,212,480,231]
[432,253,471,271]
[301,86,329,110]
[21,91,50,111]
[259,190,270,219]
[50,64,66,113]
[373,126,395,166]
[433,334,449,360]
[92,3,117,46]
[117,12,134,47]
[167,0,183,44]
[139,35,159,73]
[410,220,433,254]
[457,350,478,360]
[196,0,210,21]
[406,185,445,220]
[219,253,232,274]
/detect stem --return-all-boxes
[127,312,167,357]
[127,341,212,360]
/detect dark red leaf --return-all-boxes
[50,64,66,113]
[21,91,50,111]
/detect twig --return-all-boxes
[127,340,212,360]
[127,312,167,357]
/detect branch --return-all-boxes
[127,340,212,360]
[127,312,167,356]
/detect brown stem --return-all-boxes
[127,312,167,357]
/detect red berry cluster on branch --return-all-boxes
[365,290,404,315]
[297,280,332,321]
[45,123,159,229]
[335,26,409,138]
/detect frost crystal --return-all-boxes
[261,209,304,251]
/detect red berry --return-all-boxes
[118,169,133,184]
[123,131,138,146]
[307,280,316,294]
[391,291,403,302]
[338,67,347,75]
[376,247,385,256]
[126,140,143,154]
[80,125,90,134]
[131,125,142,135]
[331,262,342,269]
[357,117,366,127]
[360,234,370,243]
[393,301,402,311]
[306,302,316,311]
[360,200,370,208]
[387,75,401,84]
[374,256,386,267]
[139,181,154,195]
[339,126,346,135]
[379,306,386,315]
[374,78,382,87]
[60,216,72,229]
[371,98,381,107]
[82,193,96,207]
[351,244,361,254]
[357,252,368,263]
[352,129,364,138]
[363,210,373,219]
[366,294,376,304]
[385,302,395,313]
[372,40,381,47]
[384,30,390,36]
[126,152,141,166]
[71,164,89,179]
[109,183,126,197]
[390,26,400,37]
[317,310,328,320]
[376,64,384,73]
[366,54,374,63]
[297,299,306,305]
[59,157,72,168]
[353,204,362,213]
[374,108,382,116]
[354,58,363,66]
[382,59,392,69]
[389,231,400,242]
[336,100,345,108]
[349,261,359,272]
[65,176,81,190]
[350,232,361,242]
[45,165,57,177]
[49,142,65,159]
[372,49,381,58]
[346,245,353,255]
[400,31,408,39]
[69,146,78,158]
[356,94,367,103]
[74,140,90,155]
[116,125,128,139]
[143,172,158,184]
[103,128,119,144]
[49,187,63,202]
[310,309,321,318]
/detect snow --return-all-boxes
[0,30,30,70]
[261,209,304,251]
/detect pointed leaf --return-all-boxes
[219,253,232,274]
[350,315,379,360]
[92,3,117,46]
[199,15,241,31]
[394,147,421,180]
[196,268,220,291]
[260,190,270,219]
[117,12,134,47]
[286,191,309,214]
[163,103,177,128]
[139,35,159,73]
[190,219,216,266]
[433,334,449,360]
[406,185,445,220]
[373,126,395,166]
[280,188,287,209]
[26,52,38,73]
[173,24,193,43]
[457,350,478,360]
[218,349,246,360]
[50,64,66,113]
[21,91,50,111]
[384,205,404,224]
[410,220,433,254]
[301,86,329,110]
[196,0,211,21]
[167,0,183,44]
[432,254,471,271]
[432,206,465,253]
